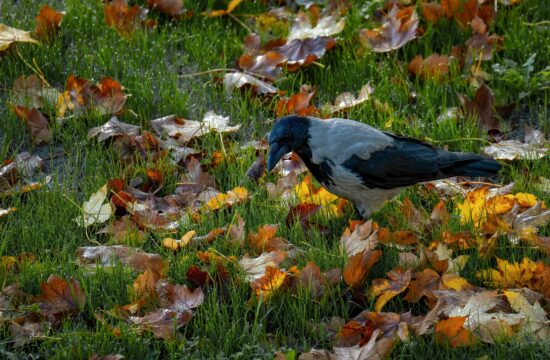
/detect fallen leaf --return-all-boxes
[239,251,286,282]
[37,275,86,326]
[324,84,373,114]
[35,4,64,40]
[147,0,186,16]
[251,266,288,299]
[371,268,412,311]
[435,316,477,347]
[276,85,318,117]
[408,54,451,81]
[75,184,113,227]
[223,72,278,95]
[343,249,382,288]
[14,106,51,144]
[483,140,548,160]
[360,5,418,53]
[504,290,550,341]
[0,24,39,54]
[203,0,243,17]
[339,220,379,258]
[76,245,139,267]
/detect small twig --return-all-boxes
[457,181,502,187]
[15,49,51,87]
[179,68,235,78]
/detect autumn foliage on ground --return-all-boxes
[0,0,549,359]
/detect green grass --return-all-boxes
[1,0,549,359]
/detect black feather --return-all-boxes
[343,135,500,189]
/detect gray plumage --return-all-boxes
[267,115,501,218]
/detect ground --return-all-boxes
[0,0,549,359]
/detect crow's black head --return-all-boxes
[267,115,311,171]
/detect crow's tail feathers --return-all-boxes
[439,152,501,178]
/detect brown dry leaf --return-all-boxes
[294,262,327,298]
[378,228,418,247]
[371,268,412,311]
[37,275,86,325]
[156,280,204,312]
[0,24,39,54]
[339,220,379,258]
[273,36,337,71]
[8,319,45,348]
[238,251,287,282]
[251,266,288,300]
[89,354,125,360]
[441,0,478,27]
[435,316,477,347]
[129,308,192,339]
[431,200,451,226]
[13,106,51,145]
[408,54,451,81]
[465,33,503,62]
[127,252,166,277]
[223,72,278,95]
[35,4,64,40]
[343,250,382,288]
[359,5,418,53]
[147,0,186,16]
[247,224,290,253]
[420,3,444,23]
[405,269,472,307]
[12,74,59,109]
[246,153,267,182]
[332,329,395,360]
[361,311,411,342]
[104,0,145,35]
[203,0,243,17]
[460,83,500,131]
[286,203,328,234]
[76,245,139,267]
[238,48,285,81]
[276,85,318,117]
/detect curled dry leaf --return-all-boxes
[35,4,64,40]
[88,116,141,142]
[360,5,418,53]
[203,0,243,17]
[13,106,51,145]
[223,72,278,95]
[408,54,451,81]
[77,245,139,267]
[238,48,285,81]
[273,36,336,70]
[324,84,373,114]
[483,140,548,160]
[339,220,379,258]
[0,24,39,54]
[371,268,412,312]
[287,12,345,41]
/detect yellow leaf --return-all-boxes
[487,194,515,215]
[514,193,537,207]
[162,238,180,251]
[180,230,196,247]
[441,274,470,291]
[203,193,229,211]
[251,266,287,299]
[456,186,490,226]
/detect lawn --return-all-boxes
[0,0,549,359]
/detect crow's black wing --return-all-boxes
[341,134,488,189]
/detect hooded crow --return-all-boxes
[267,115,501,218]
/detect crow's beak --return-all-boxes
[267,143,287,172]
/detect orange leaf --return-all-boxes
[371,268,412,311]
[435,316,477,347]
[343,250,382,288]
[251,266,287,299]
[35,4,64,40]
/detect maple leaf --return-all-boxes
[273,36,336,71]
[156,280,204,312]
[371,268,412,311]
[77,245,139,267]
[35,4,64,40]
[0,24,39,54]
[8,319,45,348]
[201,186,248,212]
[37,275,86,325]
[435,316,477,347]
[404,268,472,307]
[332,329,395,360]
[251,266,288,300]
[129,308,192,339]
[292,262,332,299]
[238,251,286,282]
[343,249,382,288]
[238,47,285,81]
[504,290,550,341]
[441,0,477,27]
[286,203,329,234]
[13,106,51,145]
[465,33,503,62]
[75,184,113,227]
[339,220,379,258]
[477,257,550,297]
[360,5,418,53]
